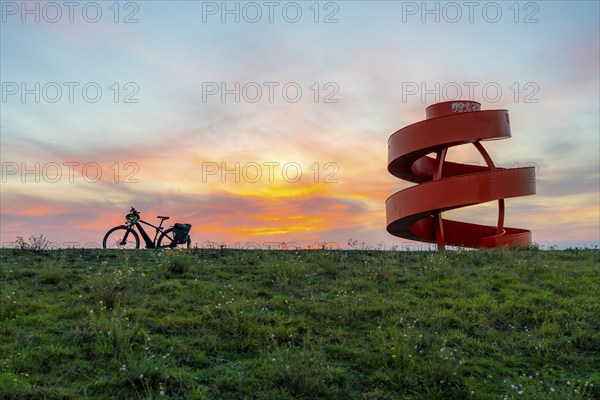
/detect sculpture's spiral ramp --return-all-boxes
[386,101,536,250]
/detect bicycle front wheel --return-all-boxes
[103,226,140,249]
[157,228,191,249]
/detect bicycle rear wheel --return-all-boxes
[103,226,140,249]
[157,228,191,249]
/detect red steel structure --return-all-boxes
[386,100,536,250]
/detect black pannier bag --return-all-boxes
[173,223,192,243]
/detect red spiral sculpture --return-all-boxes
[386,100,536,250]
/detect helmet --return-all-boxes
[125,212,140,224]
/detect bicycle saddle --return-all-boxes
[157,216,170,220]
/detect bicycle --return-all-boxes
[102,207,192,249]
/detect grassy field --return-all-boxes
[0,247,598,399]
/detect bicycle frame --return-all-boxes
[127,219,165,249]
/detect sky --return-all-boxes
[1,0,599,249]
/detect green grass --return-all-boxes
[0,247,598,399]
